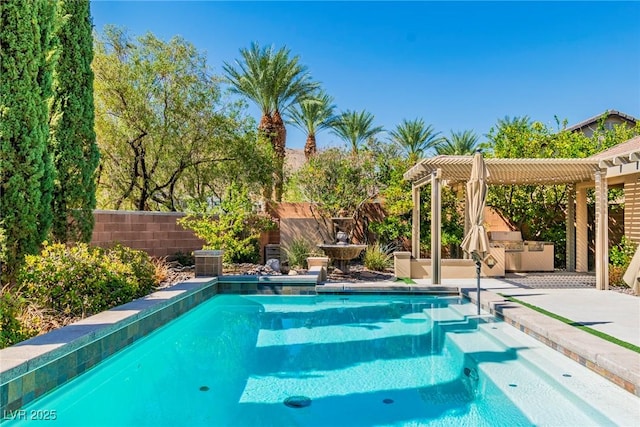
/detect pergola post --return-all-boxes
[594,170,609,290]
[566,185,576,272]
[431,170,442,285]
[575,186,588,273]
[411,185,420,259]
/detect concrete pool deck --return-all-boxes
[320,274,640,397]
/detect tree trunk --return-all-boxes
[259,112,278,200]
[304,133,317,160]
[272,110,286,201]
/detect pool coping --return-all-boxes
[317,282,459,294]
[463,288,640,397]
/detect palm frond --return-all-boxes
[435,129,480,155]
[286,91,335,135]
[388,118,443,159]
[330,110,384,154]
[223,42,319,116]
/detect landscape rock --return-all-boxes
[265,258,280,272]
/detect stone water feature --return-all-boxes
[317,231,366,274]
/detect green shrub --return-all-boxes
[18,242,157,318]
[284,239,316,269]
[609,236,637,267]
[363,244,392,272]
[0,287,34,348]
[370,217,410,249]
[172,251,195,266]
[609,237,638,286]
[178,185,275,264]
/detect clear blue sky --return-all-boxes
[90,1,640,151]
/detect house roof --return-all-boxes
[566,110,637,133]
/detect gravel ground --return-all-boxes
[158,263,636,296]
[158,262,394,287]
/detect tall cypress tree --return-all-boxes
[50,0,99,243]
[36,0,56,245]
[0,0,54,280]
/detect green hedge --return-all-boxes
[0,289,32,348]
[18,242,157,318]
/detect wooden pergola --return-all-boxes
[403,137,640,290]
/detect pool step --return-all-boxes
[255,313,434,348]
[444,320,624,426]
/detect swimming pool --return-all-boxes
[2,294,638,426]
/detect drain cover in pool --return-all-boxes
[284,396,312,408]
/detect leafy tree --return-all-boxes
[179,185,276,264]
[0,0,56,281]
[388,118,443,163]
[435,129,480,155]
[485,116,639,268]
[560,115,640,157]
[368,152,414,250]
[175,129,276,212]
[224,43,319,201]
[330,110,384,154]
[293,148,378,242]
[486,118,577,267]
[286,91,335,159]
[93,27,264,211]
[369,143,463,255]
[50,0,99,243]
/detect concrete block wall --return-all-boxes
[91,210,205,258]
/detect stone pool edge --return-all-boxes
[463,289,640,397]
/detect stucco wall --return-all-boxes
[279,218,325,259]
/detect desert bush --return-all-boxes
[609,266,627,287]
[18,242,157,318]
[172,251,195,266]
[284,239,317,269]
[609,237,638,287]
[364,244,392,272]
[0,287,34,348]
[151,257,171,284]
[179,185,275,264]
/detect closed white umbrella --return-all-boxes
[461,151,490,315]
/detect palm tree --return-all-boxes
[330,110,384,154]
[435,130,480,155]
[286,91,335,160]
[388,118,443,162]
[496,115,531,129]
[223,42,318,201]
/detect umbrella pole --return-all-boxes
[475,260,481,315]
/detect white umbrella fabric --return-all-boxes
[461,151,490,315]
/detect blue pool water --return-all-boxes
[3,295,637,426]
